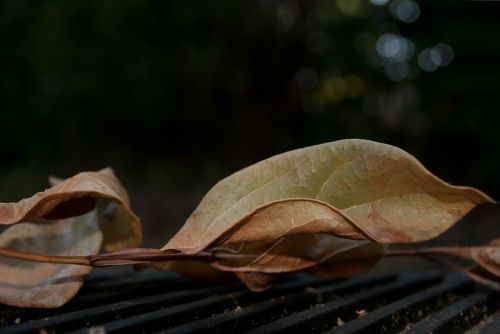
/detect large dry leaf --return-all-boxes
[0,211,102,308]
[164,139,493,254]
[0,168,141,251]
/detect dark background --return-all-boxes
[1,0,499,247]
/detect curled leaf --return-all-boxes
[471,238,500,278]
[0,168,142,307]
[0,168,141,251]
[156,139,493,290]
[213,235,382,274]
[0,211,102,308]
[213,236,385,291]
[164,139,493,254]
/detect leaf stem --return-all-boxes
[0,247,258,267]
[420,254,500,291]
[385,246,473,260]
[0,247,92,265]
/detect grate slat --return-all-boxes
[0,270,498,334]
[67,274,333,334]
[477,312,500,334]
[245,271,442,334]
[0,271,197,327]
[326,273,472,334]
[0,283,247,334]
[405,290,498,334]
[159,273,395,334]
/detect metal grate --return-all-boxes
[0,269,498,334]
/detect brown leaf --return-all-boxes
[157,140,492,290]
[0,211,102,308]
[211,235,384,290]
[471,238,500,278]
[213,235,382,274]
[164,139,493,254]
[305,240,385,279]
[0,168,141,251]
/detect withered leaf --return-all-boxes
[0,211,102,308]
[212,235,382,274]
[0,168,141,252]
[159,139,492,290]
[164,139,493,254]
[213,236,385,290]
[471,238,500,278]
[0,168,142,307]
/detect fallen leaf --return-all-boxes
[215,236,385,290]
[212,235,383,274]
[0,168,141,252]
[305,239,385,279]
[164,139,493,255]
[157,140,493,290]
[0,168,141,307]
[470,238,500,276]
[0,211,102,308]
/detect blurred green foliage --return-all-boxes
[1,0,499,244]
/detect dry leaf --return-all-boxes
[471,238,500,277]
[305,239,385,279]
[164,139,493,255]
[0,168,141,307]
[213,235,382,274]
[159,140,492,289]
[0,168,141,252]
[0,211,102,308]
[213,236,385,290]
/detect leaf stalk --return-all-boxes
[0,247,258,267]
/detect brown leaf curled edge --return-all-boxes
[0,168,141,307]
[160,139,494,289]
[0,139,497,307]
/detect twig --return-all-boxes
[0,247,91,265]
[385,246,473,260]
[421,254,500,291]
[0,247,258,267]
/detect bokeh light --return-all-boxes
[390,0,420,23]
[385,61,409,81]
[417,43,454,72]
[376,34,415,61]
[276,1,300,31]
